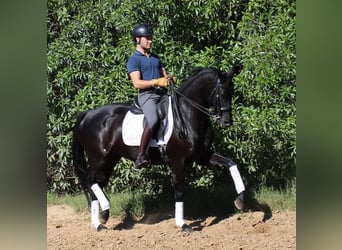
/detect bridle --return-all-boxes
[169,77,229,121]
[168,75,231,139]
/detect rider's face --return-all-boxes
[137,36,153,49]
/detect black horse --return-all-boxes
[72,66,246,232]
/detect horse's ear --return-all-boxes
[230,61,243,76]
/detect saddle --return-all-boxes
[122,95,173,147]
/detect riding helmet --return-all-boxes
[132,24,153,42]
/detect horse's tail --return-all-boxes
[72,110,91,206]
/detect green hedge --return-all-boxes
[47,0,296,194]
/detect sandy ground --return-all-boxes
[47,204,296,249]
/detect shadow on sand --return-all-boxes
[111,190,272,231]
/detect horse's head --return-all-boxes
[179,64,242,128]
[211,65,241,127]
[211,72,234,127]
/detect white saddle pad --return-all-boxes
[122,97,173,147]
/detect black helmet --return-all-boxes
[132,24,153,42]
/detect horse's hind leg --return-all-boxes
[87,158,118,231]
[98,158,120,224]
[90,183,109,226]
[209,153,246,210]
[88,181,109,231]
[90,197,107,231]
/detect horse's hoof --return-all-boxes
[181,224,194,233]
[99,209,110,224]
[96,224,107,232]
[234,192,246,211]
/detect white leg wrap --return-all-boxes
[91,183,110,211]
[229,165,246,194]
[91,200,101,228]
[175,202,185,227]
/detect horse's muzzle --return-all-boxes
[222,120,233,127]
[217,117,233,127]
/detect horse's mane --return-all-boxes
[189,67,219,77]
[178,67,221,93]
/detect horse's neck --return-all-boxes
[180,79,212,106]
[177,88,211,134]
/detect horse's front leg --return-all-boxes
[172,163,193,233]
[209,153,246,210]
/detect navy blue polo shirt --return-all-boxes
[127,50,164,80]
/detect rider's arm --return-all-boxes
[129,71,156,89]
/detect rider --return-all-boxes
[127,23,169,168]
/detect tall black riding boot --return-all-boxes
[135,126,152,168]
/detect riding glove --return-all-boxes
[153,77,169,88]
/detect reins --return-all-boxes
[170,77,223,119]
[169,77,188,138]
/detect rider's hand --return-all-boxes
[167,74,177,83]
[153,77,169,88]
